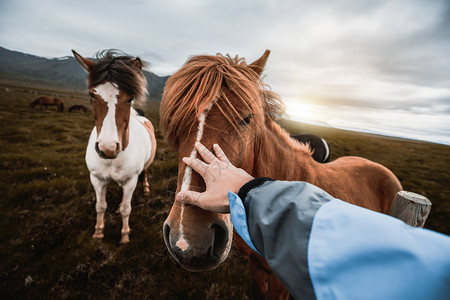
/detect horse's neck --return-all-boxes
[128,115,143,137]
[253,119,317,182]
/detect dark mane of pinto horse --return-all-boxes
[134,107,145,117]
[88,50,148,106]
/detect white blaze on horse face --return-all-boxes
[180,107,209,192]
[175,235,189,251]
[94,82,121,151]
[176,101,214,252]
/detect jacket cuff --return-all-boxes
[238,177,274,203]
[228,192,263,256]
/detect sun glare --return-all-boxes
[284,98,316,123]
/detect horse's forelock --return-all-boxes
[161,53,283,149]
[88,50,148,106]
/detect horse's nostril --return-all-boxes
[211,223,228,258]
[163,222,186,262]
[95,142,103,156]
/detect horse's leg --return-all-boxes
[143,168,150,195]
[90,174,108,239]
[118,177,138,244]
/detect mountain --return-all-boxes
[0,46,169,100]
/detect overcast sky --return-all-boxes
[1,0,449,143]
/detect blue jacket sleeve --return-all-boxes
[230,178,332,299]
[229,178,450,300]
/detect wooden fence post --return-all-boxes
[390,191,432,228]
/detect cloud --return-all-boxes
[1,0,449,143]
[250,0,450,116]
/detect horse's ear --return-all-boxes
[72,50,95,72]
[248,49,270,76]
[131,57,142,71]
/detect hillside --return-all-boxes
[0,46,168,99]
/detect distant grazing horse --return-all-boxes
[29,96,64,112]
[69,104,87,112]
[291,133,330,163]
[72,49,157,244]
[160,50,402,299]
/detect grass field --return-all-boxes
[0,82,449,299]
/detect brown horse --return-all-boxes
[29,96,64,112]
[160,50,402,299]
[68,104,87,112]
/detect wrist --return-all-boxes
[237,177,275,203]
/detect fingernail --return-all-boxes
[182,157,188,163]
[176,193,183,202]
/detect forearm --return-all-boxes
[230,179,450,300]
[231,178,332,299]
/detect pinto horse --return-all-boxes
[160,50,402,299]
[291,133,331,163]
[72,50,157,244]
[30,96,64,112]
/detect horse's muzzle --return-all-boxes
[163,220,231,271]
[95,142,119,159]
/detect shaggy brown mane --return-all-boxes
[160,53,285,149]
[88,50,148,105]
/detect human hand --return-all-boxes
[176,142,254,213]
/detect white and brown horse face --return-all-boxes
[72,50,140,159]
[89,83,132,159]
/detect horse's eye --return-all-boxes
[239,114,253,126]
[127,99,133,103]
[89,92,95,98]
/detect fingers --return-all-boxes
[213,144,230,163]
[195,142,216,163]
[182,156,208,177]
[195,142,230,164]
[176,191,202,206]
[176,191,229,213]
[183,143,230,180]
